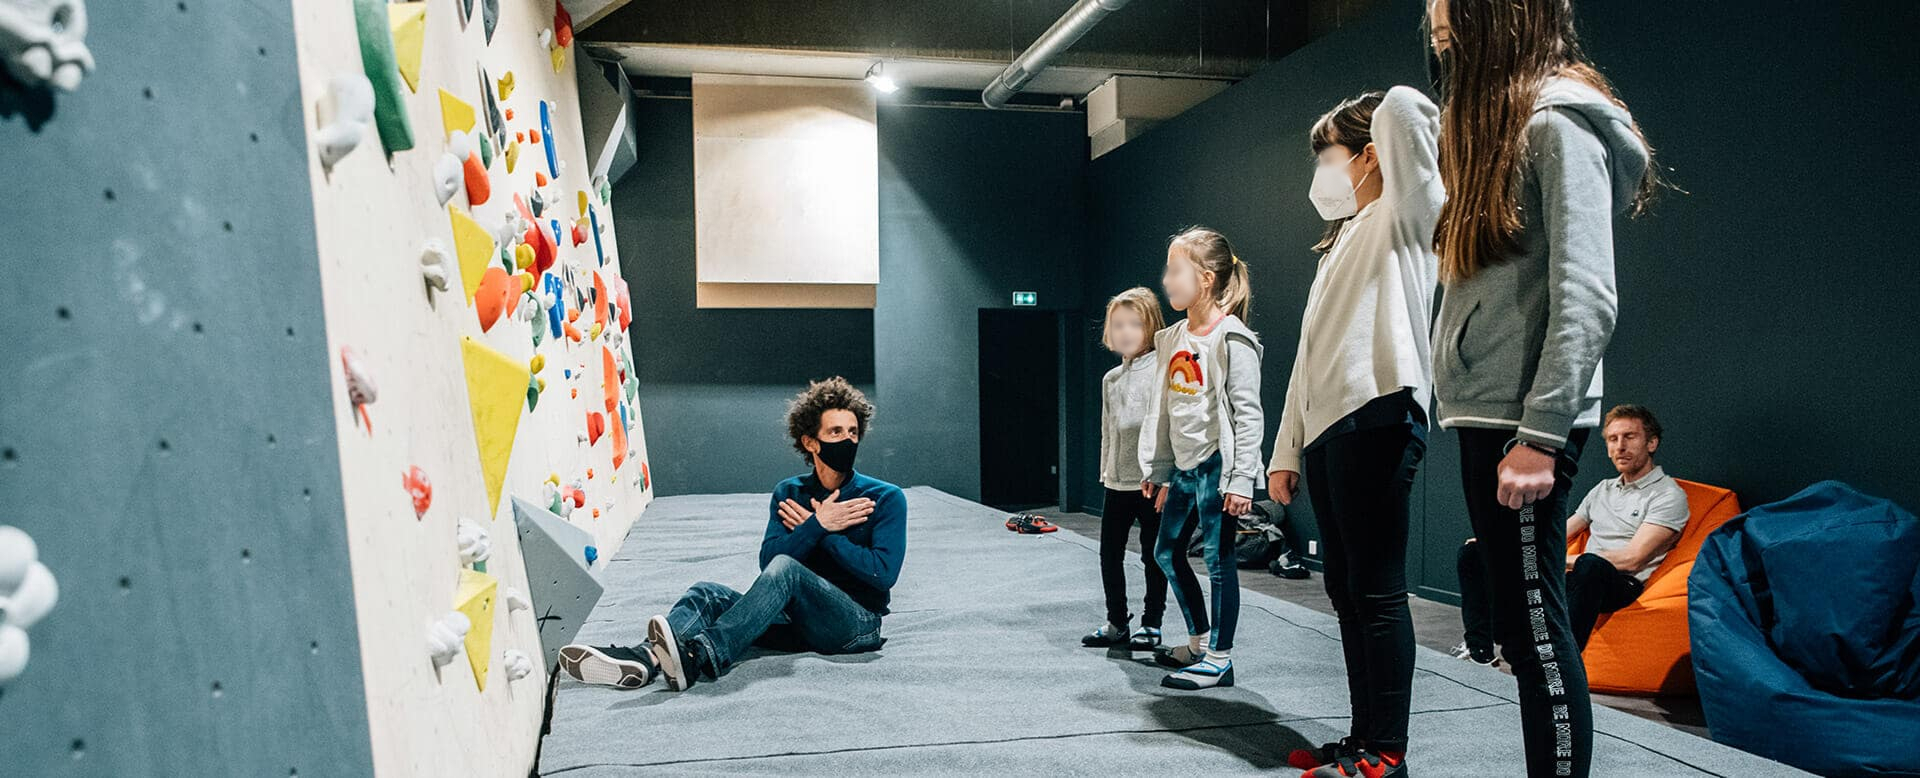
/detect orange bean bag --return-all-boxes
[1567,478,1740,696]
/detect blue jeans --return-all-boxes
[1154,451,1237,651]
[669,554,884,679]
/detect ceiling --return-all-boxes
[575,0,1384,102]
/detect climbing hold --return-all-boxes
[475,266,511,332]
[554,2,574,48]
[427,610,470,669]
[402,466,432,518]
[583,545,598,566]
[588,207,608,267]
[502,649,534,681]
[543,274,566,339]
[496,70,515,101]
[454,568,497,690]
[462,151,490,205]
[585,467,594,480]
[352,0,414,154]
[591,508,600,519]
[585,411,605,445]
[438,88,476,141]
[523,222,556,274]
[537,28,552,49]
[515,130,525,144]
[504,107,515,121]
[477,65,507,150]
[530,128,542,144]
[0,0,94,92]
[642,461,650,490]
[504,138,521,173]
[529,188,546,217]
[420,239,452,296]
[448,205,496,303]
[315,72,375,171]
[540,101,560,178]
[461,337,530,517]
[341,347,377,431]
[389,2,426,93]
[480,0,499,43]
[529,354,546,374]
[576,190,589,217]
[535,170,549,188]
[525,373,544,411]
[432,151,463,206]
[503,586,530,613]
[570,220,587,247]
[456,518,491,566]
[477,131,493,169]
[595,175,612,206]
[0,525,58,683]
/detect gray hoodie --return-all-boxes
[1431,78,1650,449]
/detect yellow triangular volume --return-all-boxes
[439,88,476,140]
[460,336,530,518]
[454,569,498,691]
[447,205,493,302]
[389,3,427,93]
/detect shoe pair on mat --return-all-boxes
[1289,736,1408,777]
[558,615,698,691]
[1004,513,1057,533]
[1081,622,1161,651]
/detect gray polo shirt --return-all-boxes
[1574,465,1690,581]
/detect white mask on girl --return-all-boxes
[1308,152,1372,221]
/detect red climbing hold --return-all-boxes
[586,412,605,445]
[555,2,575,48]
[403,466,432,519]
[476,266,511,331]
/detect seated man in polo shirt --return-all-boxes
[1451,404,1689,665]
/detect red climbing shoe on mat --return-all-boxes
[1288,736,1362,770]
[1003,514,1058,533]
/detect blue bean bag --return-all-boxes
[1689,480,1920,777]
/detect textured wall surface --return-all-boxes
[0,2,374,775]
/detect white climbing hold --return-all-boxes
[502,648,534,681]
[0,525,58,684]
[314,72,374,171]
[0,0,96,92]
[420,239,451,294]
[432,152,463,206]
[427,611,471,668]
[456,518,490,566]
[502,586,530,613]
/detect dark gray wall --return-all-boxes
[1082,0,1920,600]
[0,3,373,774]
[622,98,1090,505]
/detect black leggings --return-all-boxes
[1460,544,1644,655]
[1304,421,1426,754]
[1100,487,1167,629]
[1456,427,1592,778]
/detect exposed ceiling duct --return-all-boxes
[981,0,1133,109]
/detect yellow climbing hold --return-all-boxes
[529,354,546,374]
[505,139,521,173]
[496,71,515,101]
[438,88,476,141]
[389,3,427,93]
[453,569,498,691]
[514,242,534,270]
[447,205,494,303]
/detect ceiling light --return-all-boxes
[864,62,898,94]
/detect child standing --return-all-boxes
[1139,226,1265,690]
[1083,287,1170,651]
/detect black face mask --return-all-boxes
[815,438,859,474]
[1426,46,1454,104]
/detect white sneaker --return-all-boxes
[647,615,689,690]
[1162,656,1234,689]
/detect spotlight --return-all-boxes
[865,62,899,94]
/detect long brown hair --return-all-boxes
[1430,0,1659,282]
[1169,226,1252,323]
[1309,91,1385,253]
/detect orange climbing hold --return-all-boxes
[586,412,605,445]
[476,266,511,331]
[463,151,490,205]
[403,466,432,519]
[535,170,549,187]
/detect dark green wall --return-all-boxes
[1081,0,1920,600]
[621,98,1090,504]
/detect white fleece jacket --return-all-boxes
[1139,314,1266,498]
[1269,86,1443,475]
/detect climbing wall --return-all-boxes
[290,0,652,775]
[0,2,376,776]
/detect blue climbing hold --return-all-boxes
[544,273,565,338]
[583,545,598,565]
[588,207,605,266]
[540,100,559,179]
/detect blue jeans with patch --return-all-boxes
[1154,451,1237,651]
[668,554,884,679]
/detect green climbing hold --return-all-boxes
[478,132,493,169]
[353,0,415,154]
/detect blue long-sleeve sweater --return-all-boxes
[759,470,907,614]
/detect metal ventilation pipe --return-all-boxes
[981,0,1133,109]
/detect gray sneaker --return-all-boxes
[647,615,690,690]
[558,644,656,689]
[1153,643,1205,669]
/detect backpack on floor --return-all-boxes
[1187,500,1290,569]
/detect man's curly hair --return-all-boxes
[785,376,875,464]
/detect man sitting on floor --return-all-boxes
[1451,404,1689,666]
[559,376,907,690]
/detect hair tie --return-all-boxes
[1231,254,1243,266]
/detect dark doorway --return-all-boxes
[979,309,1060,510]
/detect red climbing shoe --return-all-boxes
[1003,514,1058,533]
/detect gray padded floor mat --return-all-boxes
[540,487,1803,776]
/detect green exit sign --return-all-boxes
[1011,291,1038,307]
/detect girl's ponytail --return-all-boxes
[1169,226,1253,324]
